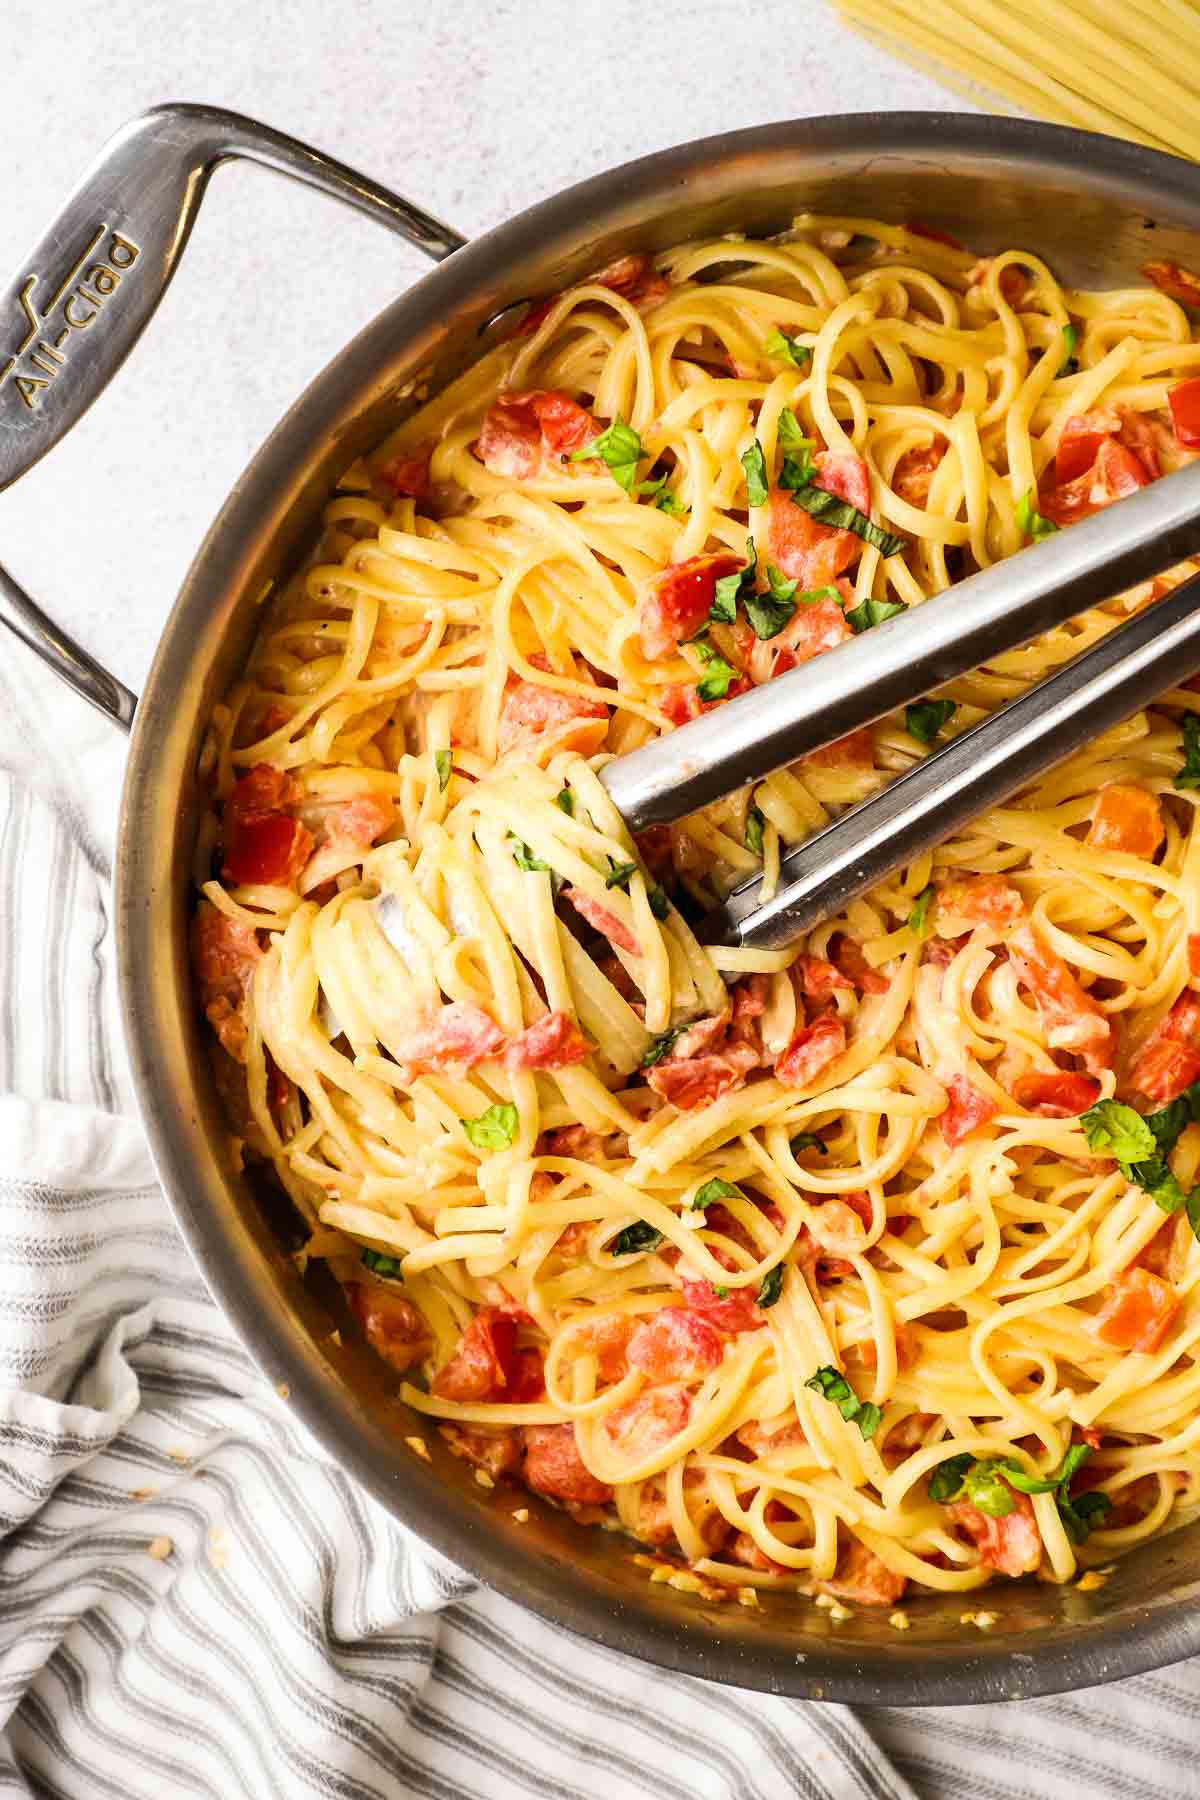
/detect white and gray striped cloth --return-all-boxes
[2,637,1198,1800]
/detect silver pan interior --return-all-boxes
[117,113,1200,1703]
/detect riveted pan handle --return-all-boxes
[0,103,466,730]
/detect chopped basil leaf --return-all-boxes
[905,698,957,746]
[713,1284,730,1299]
[462,1102,519,1152]
[846,595,907,634]
[693,1176,744,1210]
[744,578,797,641]
[1060,323,1078,373]
[765,329,813,369]
[928,1452,975,1503]
[1059,1488,1112,1544]
[360,1247,406,1281]
[610,1220,664,1256]
[555,787,575,816]
[605,859,638,890]
[510,836,551,873]
[796,584,842,606]
[570,416,644,491]
[962,1462,1017,1517]
[648,886,671,921]
[778,407,812,449]
[637,470,685,515]
[804,1365,881,1439]
[1080,1100,1156,1165]
[741,441,770,508]
[1016,487,1059,541]
[695,648,739,703]
[778,445,819,490]
[757,1263,785,1309]
[788,483,906,557]
[1146,1083,1200,1154]
[788,1131,828,1156]
[640,1028,680,1068]
[745,805,766,857]
[1175,712,1200,790]
[710,538,758,622]
[433,749,452,791]
[907,885,935,937]
[1000,1443,1091,1495]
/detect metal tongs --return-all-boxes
[600,462,1200,950]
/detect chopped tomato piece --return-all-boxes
[936,874,1025,928]
[808,1197,870,1257]
[347,1283,431,1373]
[477,388,595,478]
[646,1043,759,1111]
[441,1423,522,1477]
[669,1012,730,1061]
[679,1277,765,1336]
[562,887,639,956]
[191,901,263,1063]
[222,763,314,887]
[892,442,946,506]
[775,1014,847,1088]
[627,1307,724,1381]
[396,1002,507,1080]
[1169,376,1200,448]
[1086,783,1164,857]
[565,1313,635,1384]
[1055,411,1120,485]
[1190,934,1200,980]
[508,1346,547,1403]
[1012,1070,1102,1116]
[813,451,871,513]
[948,1491,1041,1576]
[506,1010,592,1071]
[638,553,742,661]
[603,1384,691,1462]
[321,795,396,851]
[822,1542,908,1606]
[735,1418,807,1457]
[377,444,432,498]
[729,1531,789,1573]
[516,252,670,337]
[431,1308,518,1401]
[939,1075,997,1147]
[1039,435,1152,527]
[1130,992,1200,1102]
[731,974,770,1027]
[1144,260,1200,307]
[657,674,751,724]
[498,672,608,758]
[522,1423,613,1504]
[804,727,874,770]
[766,487,860,591]
[759,593,852,682]
[907,221,966,251]
[794,954,854,999]
[832,934,890,995]
[1008,924,1113,1073]
[1092,1265,1179,1353]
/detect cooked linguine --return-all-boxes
[193,218,1200,1606]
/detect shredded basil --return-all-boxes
[433,749,452,792]
[693,1176,744,1211]
[765,329,813,369]
[610,1220,664,1256]
[908,885,935,937]
[1082,1086,1200,1228]
[787,483,906,557]
[605,859,638,890]
[462,1103,519,1152]
[789,1131,828,1156]
[555,787,575,816]
[1060,322,1078,374]
[905,698,957,746]
[692,637,739,702]
[1175,712,1200,790]
[570,416,645,491]
[744,577,797,641]
[804,1365,882,1439]
[637,470,685,515]
[796,584,843,606]
[741,441,770,507]
[510,836,550,873]
[1016,488,1059,541]
[757,1264,785,1309]
[777,407,812,449]
[360,1247,406,1281]
[648,886,670,921]
[927,1453,974,1503]
[846,595,907,634]
[640,1028,680,1068]
[1080,1100,1156,1165]
[710,538,758,623]
[745,805,766,858]
[929,1445,1110,1541]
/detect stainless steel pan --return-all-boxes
[6,103,1200,1705]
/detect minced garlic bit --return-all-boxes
[474,1468,495,1489]
[960,1609,999,1630]
[130,1487,158,1503]
[889,1610,911,1631]
[814,1592,852,1621]
[1076,1569,1110,1591]
[512,1508,530,1523]
[737,1586,760,1608]
[404,1435,431,1462]
[147,1536,173,1561]
[167,1447,191,1466]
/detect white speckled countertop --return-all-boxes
[0,0,963,694]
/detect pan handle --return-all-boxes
[0,102,466,731]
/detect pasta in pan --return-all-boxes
[194,216,1200,1607]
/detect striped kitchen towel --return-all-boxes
[1,635,1197,1800]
